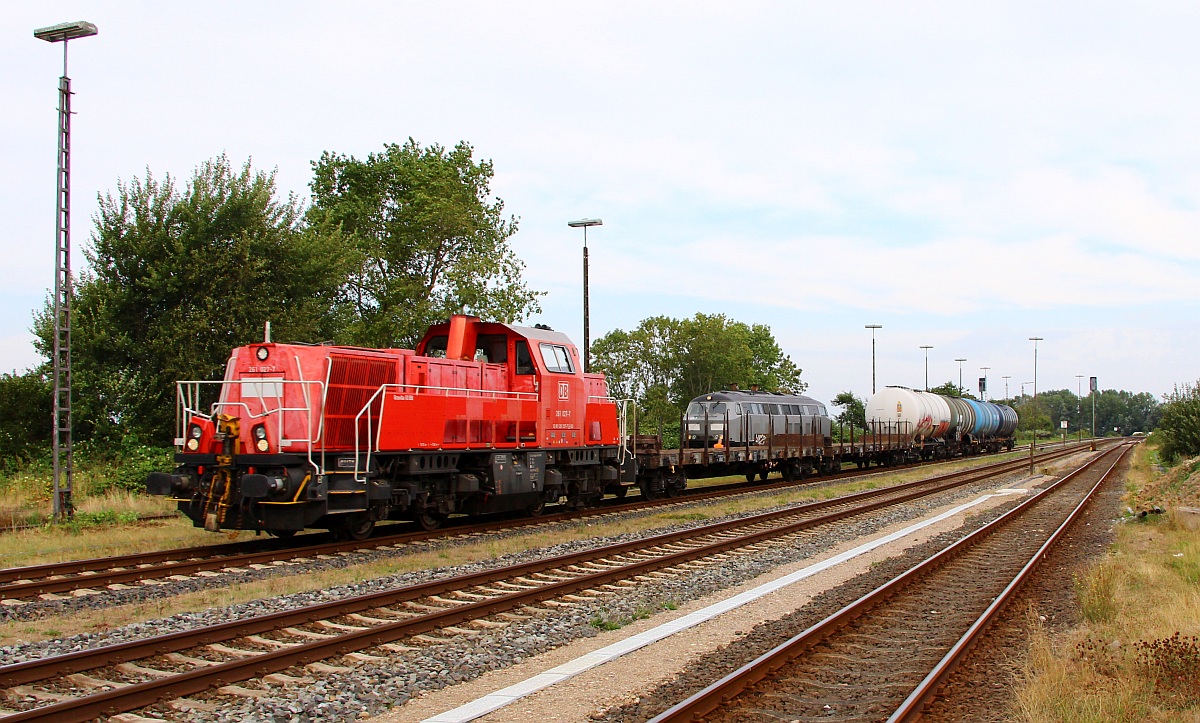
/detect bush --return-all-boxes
[74,438,175,495]
[1158,382,1200,464]
[0,368,52,465]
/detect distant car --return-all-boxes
[1132,431,1146,437]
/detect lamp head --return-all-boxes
[35,21,98,42]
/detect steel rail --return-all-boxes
[0,443,1093,599]
[0,447,1090,720]
[887,443,1135,721]
[647,443,1130,723]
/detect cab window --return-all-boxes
[423,335,448,358]
[475,334,508,363]
[538,343,575,374]
[515,341,535,375]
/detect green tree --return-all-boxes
[672,314,802,402]
[928,381,978,400]
[308,139,541,348]
[831,391,866,429]
[37,156,349,442]
[0,368,52,464]
[590,313,804,439]
[1158,381,1200,463]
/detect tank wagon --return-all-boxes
[865,386,1018,458]
[147,315,636,538]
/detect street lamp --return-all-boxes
[979,366,990,401]
[954,358,967,395]
[919,345,933,392]
[1029,336,1043,473]
[1002,375,1011,401]
[36,19,98,523]
[865,325,882,394]
[567,218,602,373]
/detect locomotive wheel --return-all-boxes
[416,512,445,531]
[612,485,628,499]
[268,529,297,540]
[525,499,546,517]
[342,517,375,541]
[745,471,757,483]
[639,482,658,500]
[758,469,769,481]
[781,464,796,483]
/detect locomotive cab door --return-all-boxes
[511,339,537,396]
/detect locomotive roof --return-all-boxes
[690,390,823,405]
[419,319,576,347]
[504,323,575,346]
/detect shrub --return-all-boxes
[0,369,52,465]
[1158,382,1200,464]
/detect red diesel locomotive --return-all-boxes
[147,315,637,538]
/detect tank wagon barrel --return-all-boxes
[865,386,1018,459]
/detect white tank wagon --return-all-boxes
[867,386,1018,458]
[865,387,951,442]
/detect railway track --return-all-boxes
[647,442,1132,723]
[0,442,1098,721]
[0,444,1085,603]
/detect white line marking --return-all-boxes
[422,487,1028,722]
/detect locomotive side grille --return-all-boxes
[325,355,398,449]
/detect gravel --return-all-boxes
[2,464,1059,722]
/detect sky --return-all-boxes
[3,2,1199,407]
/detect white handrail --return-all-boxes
[175,378,326,475]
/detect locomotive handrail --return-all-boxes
[175,378,327,475]
[605,398,635,464]
[351,383,542,482]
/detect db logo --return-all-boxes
[558,382,570,400]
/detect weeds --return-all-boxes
[659,512,710,522]
[1134,633,1200,707]
[588,601,676,631]
[1075,561,1119,624]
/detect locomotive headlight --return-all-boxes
[190,425,203,440]
[252,425,269,452]
[185,438,199,451]
[256,346,269,361]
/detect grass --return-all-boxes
[0,443,175,529]
[1014,443,1200,721]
